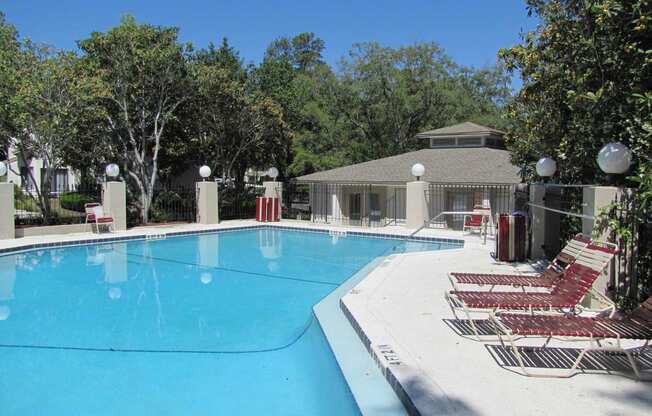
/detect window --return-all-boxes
[430,138,456,148]
[456,137,482,146]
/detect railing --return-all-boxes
[296,182,407,228]
[148,186,197,223]
[219,185,263,220]
[14,183,102,227]
[426,183,516,231]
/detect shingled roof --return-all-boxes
[295,147,521,184]
[416,122,505,138]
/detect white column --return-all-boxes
[582,186,620,305]
[102,181,127,231]
[0,183,15,240]
[405,181,429,229]
[263,181,283,219]
[196,181,219,225]
[529,184,546,259]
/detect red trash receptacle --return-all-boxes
[495,214,527,262]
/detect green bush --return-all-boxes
[59,192,96,212]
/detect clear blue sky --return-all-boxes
[3,1,537,86]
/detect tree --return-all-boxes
[78,15,190,223]
[500,0,652,301]
[0,13,22,155]
[499,0,652,183]
[4,45,104,222]
[188,42,291,188]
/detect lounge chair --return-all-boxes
[445,242,618,338]
[84,202,114,233]
[489,295,652,379]
[448,233,591,291]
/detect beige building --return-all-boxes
[295,122,523,228]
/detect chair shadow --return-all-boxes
[485,344,652,376]
[443,318,497,338]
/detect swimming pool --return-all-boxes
[0,227,460,415]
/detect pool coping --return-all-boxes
[313,255,408,416]
[0,222,464,256]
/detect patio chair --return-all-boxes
[489,295,652,379]
[445,241,618,338]
[463,205,489,234]
[84,202,114,233]
[448,233,591,291]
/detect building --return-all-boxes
[294,122,523,228]
[2,145,78,195]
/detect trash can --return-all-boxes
[495,213,527,262]
[256,197,280,222]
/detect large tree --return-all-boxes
[78,15,190,223]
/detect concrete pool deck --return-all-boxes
[341,232,652,416]
[2,220,650,415]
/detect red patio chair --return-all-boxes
[490,295,652,379]
[463,205,488,234]
[445,242,618,338]
[84,202,114,233]
[448,233,591,291]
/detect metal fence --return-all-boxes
[148,186,197,224]
[288,182,407,227]
[426,183,517,230]
[14,183,102,227]
[219,185,264,220]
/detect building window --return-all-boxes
[456,137,482,146]
[430,138,456,148]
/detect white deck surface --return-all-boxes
[342,233,652,416]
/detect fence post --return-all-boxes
[264,181,282,219]
[406,180,428,229]
[102,181,127,231]
[0,183,15,239]
[196,181,219,225]
[529,183,546,259]
[582,186,621,305]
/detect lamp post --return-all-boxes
[535,157,556,183]
[105,163,120,180]
[199,165,211,181]
[411,163,425,181]
[267,167,279,181]
[597,142,632,185]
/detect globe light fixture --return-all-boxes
[105,163,120,179]
[0,161,7,177]
[200,272,212,285]
[0,305,10,321]
[199,165,211,181]
[411,163,425,181]
[597,142,632,174]
[535,157,556,178]
[267,167,279,180]
[108,287,122,300]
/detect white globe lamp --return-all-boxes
[411,163,425,181]
[597,142,632,174]
[535,157,556,178]
[267,167,279,180]
[199,165,211,181]
[105,163,120,179]
[0,161,7,177]
[200,272,213,285]
[108,287,122,300]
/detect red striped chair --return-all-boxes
[462,205,489,234]
[84,203,114,233]
[445,242,618,338]
[489,295,652,379]
[448,233,591,291]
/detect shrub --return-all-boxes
[59,192,96,212]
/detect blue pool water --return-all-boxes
[0,228,459,415]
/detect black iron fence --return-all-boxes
[219,185,263,220]
[148,186,197,224]
[14,183,102,227]
[426,183,517,230]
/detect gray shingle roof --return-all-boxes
[416,122,505,138]
[295,147,521,184]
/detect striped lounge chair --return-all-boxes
[445,241,618,338]
[489,295,652,379]
[448,233,592,291]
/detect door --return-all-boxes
[349,193,361,223]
